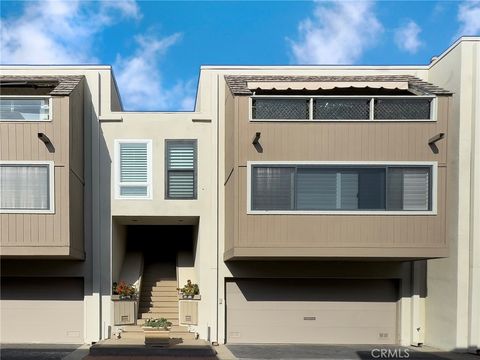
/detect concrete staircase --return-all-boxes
[122,261,195,341]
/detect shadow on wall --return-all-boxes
[225,260,428,300]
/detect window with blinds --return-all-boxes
[0,97,51,121]
[166,140,197,199]
[0,163,53,212]
[251,164,432,212]
[116,140,151,199]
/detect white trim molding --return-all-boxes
[114,139,153,200]
[0,95,53,122]
[246,160,438,216]
[0,160,55,214]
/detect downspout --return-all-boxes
[215,73,220,344]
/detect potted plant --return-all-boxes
[143,318,172,346]
[178,280,199,299]
[112,281,137,300]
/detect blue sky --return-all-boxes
[1,1,479,111]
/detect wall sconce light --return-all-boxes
[38,132,51,145]
[428,132,445,154]
[428,133,445,145]
[38,132,55,153]
[252,132,261,145]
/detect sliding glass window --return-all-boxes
[251,165,432,212]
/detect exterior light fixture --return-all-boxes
[38,132,51,145]
[252,132,261,145]
[428,133,445,145]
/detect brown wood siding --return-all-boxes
[236,165,446,252]
[224,95,451,260]
[237,97,448,165]
[0,83,85,259]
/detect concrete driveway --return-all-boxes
[0,344,82,360]
[225,344,478,360]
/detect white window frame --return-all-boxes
[249,95,437,122]
[115,139,153,200]
[247,161,438,215]
[0,160,55,214]
[0,95,53,122]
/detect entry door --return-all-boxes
[226,278,398,344]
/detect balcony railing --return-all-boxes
[250,95,435,122]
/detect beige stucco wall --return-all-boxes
[100,108,218,340]
[427,37,480,351]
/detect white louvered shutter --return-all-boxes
[119,142,149,197]
[387,167,430,211]
[403,168,430,210]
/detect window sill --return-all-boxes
[247,210,437,216]
[249,118,436,122]
[0,209,55,214]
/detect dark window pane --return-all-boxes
[374,98,431,120]
[252,167,294,210]
[252,99,309,119]
[357,168,386,210]
[340,171,359,209]
[313,99,370,120]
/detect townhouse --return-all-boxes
[0,37,478,351]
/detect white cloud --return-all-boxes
[0,0,195,111]
[114,34,196,111]
[288,0,383,64]
[394,20,422,54]
[457,1,480,36]
[0,0,140,64]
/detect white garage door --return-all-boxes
[0,277,84,343]
[226,278,398,344]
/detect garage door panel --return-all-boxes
[0,277,84,344]
[230,305,396,328]
[227,279,397,344]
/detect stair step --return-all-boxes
[120,325,143,333]
[119,331,145,340]
[142,280,177,287]
[139,304,178,309]
[139,308,178,314]
[141,291,178,298]
[169,331,196,340]
[142,285,178,292]
[144,296,178,302]
[139,299,178,308]
[141,312,178,319]
[170,325,189,332]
